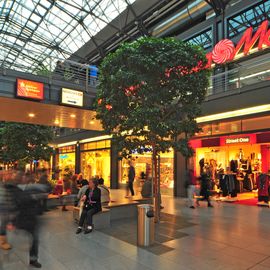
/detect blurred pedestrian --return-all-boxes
[38,169,51,212]
[200,173,213,207]
[6,171,51,268]
[0,181,14,250]
[126,161,135,197]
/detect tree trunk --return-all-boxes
[152,146,160,223]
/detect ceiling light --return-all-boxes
[70,114,76,118]
[89,121,95,124]
[28,113,35,118]
[54,120,60,125]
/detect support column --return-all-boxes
[110,141,119,189]
[174,151,187,197]
[75,142,81,174]
[52,148,60,180]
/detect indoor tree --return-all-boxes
[96,37,210,222]
[0,122,54,171]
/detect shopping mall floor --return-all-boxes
[2,192,270,270]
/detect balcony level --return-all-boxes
[203,53,270,116]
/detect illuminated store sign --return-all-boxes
[206,20,270,66]
[62,88,83,107]
[17,78,44,100]
[225,137,250,144]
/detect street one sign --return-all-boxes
[225,137,250,144]
[206,20,270,67]
[17,78,44,100]
[61,88,83,107]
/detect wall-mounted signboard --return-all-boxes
[61,88,83,107]
[17,78,44,100]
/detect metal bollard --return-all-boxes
[137,204,155,246]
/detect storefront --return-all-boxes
[190,130,270,200]
[80,139,111,187]
[118,150,174,195]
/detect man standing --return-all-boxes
[126,161,135,197]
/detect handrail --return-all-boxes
[207,56,270,96]
[0,55,98,92]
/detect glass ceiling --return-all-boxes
[0,0,136,73]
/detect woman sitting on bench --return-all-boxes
[76,179,101,234]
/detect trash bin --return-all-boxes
[137,204,155,247]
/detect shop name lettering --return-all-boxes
[225,137,250,144]
[206,20,270,66]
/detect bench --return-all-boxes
[132,196,153,204]
[103,201,140,221]
[73,207,111,229]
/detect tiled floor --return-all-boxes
[2,193,270,269]
[99,212,193,255]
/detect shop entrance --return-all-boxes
[192,133,270,206]
[119,151,174,196]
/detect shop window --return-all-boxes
[212,120,241,135]
[196,124,212,137]
[242,115,270,132]
[59,145,75,153]
[105,140,111,148]
[81,142,96,151]
[58,153,76,178]
[81,140,111,151]
[96,140,106,149]
[81,150,111,187]
[119,151,174,196]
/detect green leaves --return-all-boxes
[0,122,54,163]
[96,37,210,157]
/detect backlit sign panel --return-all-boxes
[17,79,44,100]
[225,137,250,144]
[61,88,83,107]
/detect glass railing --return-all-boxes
[0,56,98,92]
[207,57,270,96]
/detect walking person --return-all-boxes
[187,169,197,209]
[76,179,101,234]
[6,171,51,268]
[126,161,135,197]
[200,172,213,207]
[38,169,51,212]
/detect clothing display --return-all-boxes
[243,174,253,191]
[230,160,238,173]
[219,174,237,197]
[256,174,270,203]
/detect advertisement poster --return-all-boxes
[62,88,83,107]
[17,78,44,100]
